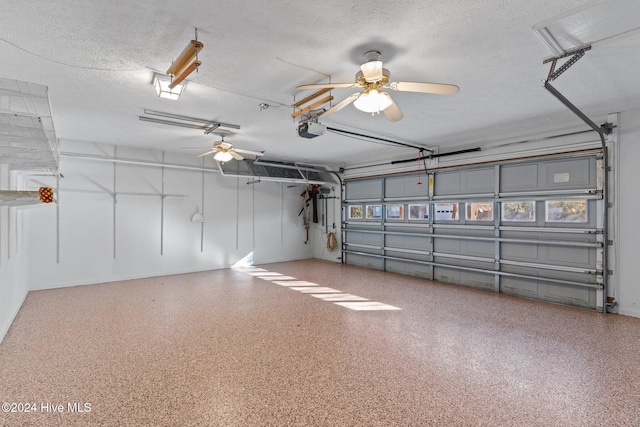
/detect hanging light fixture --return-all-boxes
[166,29,204,90]
[359,50,384,81]
[153,73,185,100]
[353,89,393,114]
[214,151,234,162]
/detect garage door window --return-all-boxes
[545,200,587,223]
[366,205,383,220]
[502,201,536,222]
[435,203,459,221]
[386,204,405,220]
[348,205,363,220]
[466,202,494,221]
[409,204,429,220]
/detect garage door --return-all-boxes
[343,149,605,310]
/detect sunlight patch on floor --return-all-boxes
[310,293,369,301]
[272,281,318,287]
[237,267,400,311]
[334,302,402,311]
[290,287,341,293]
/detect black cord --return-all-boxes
[326,126,432,151]
[325,129,399,148]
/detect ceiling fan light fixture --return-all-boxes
[354,89,393,114]
[214,151,234,162]
[153,73,185,100]
[360,60,383,82]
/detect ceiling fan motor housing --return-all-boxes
[356,69,390,89]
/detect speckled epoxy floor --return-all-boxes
[1,259,639,426]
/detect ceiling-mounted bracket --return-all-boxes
[544,44,591,82]
[291,88,334,119]
[419,147,435,158]
[600,122,614,135]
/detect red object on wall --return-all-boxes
[39,187,54,203]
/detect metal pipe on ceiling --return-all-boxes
[60,152,220,173]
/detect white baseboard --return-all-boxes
[29,255,313,291]
[616,307,640,318]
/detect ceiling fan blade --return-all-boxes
[230,151,244,160]
[388,81,460,95]
[319,92,360,119]
[382,93,403,122]
[197,149,218,157]
[234,148,265,156]
[297,82,357,90]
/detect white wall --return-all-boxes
[23,142,311,290]
[616,107,640,317]
[0,166,30,343]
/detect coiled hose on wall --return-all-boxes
[326,231,338,252]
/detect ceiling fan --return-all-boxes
[296,50,460,122]
[195,136,264,162]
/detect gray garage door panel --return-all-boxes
[501,277,595,308]
[433,238,461,253]
[464,168,495,193]
[541,283,596,308]
[544,158,595,189]
[501,164,539,192]
[464,239,495,257]
[385,249,427,261]
[434,257,494,271]
[345,179,382,200]
[502,242,595,269]
[345,230,381,246]
[501,157,596,193]
[385,234,429,251]
[433,238,494,258]
[501,242,539,261]
[385,175,429,198]
[435,267,494,290]
[434,267,462,285]
[543,245,595,268]
[501,277,539,299]
[386,259,431,279]
[345,253,383,270]
[435,167,494,196]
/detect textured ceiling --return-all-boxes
[1,0,639,168]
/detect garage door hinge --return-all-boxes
[607,270,614,275]
[607,240,614,245]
